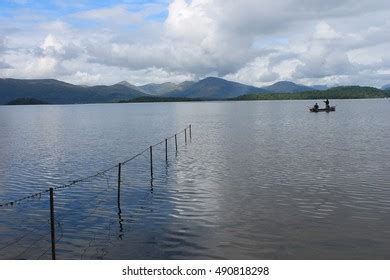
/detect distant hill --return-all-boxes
[166,77,267,99]
[262,81,315,93]
[116,81,148,94]
[381,84,390,90]
[140,82,178,96]
[234,86,389,100]
[177,81,196,90]
[0,78,147,104]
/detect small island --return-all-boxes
[7,98,49,105]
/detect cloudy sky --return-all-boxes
[1,0,390,87]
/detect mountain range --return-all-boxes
[0,77,389,105]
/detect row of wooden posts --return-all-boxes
[48,124,192,260]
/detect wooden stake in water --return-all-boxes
[189,124,192,140]
[185,128,187,144]
[175,134,178,152]
[150,146,153,178]
[117,169,123,239]
[49,188,56,260]
[117,163,121,189]
[165,138,168,162]
[117,163,121,204]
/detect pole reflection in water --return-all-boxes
[150,177,154,193]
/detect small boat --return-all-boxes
[310,106,336,112]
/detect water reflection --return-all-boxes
[0,99,390,259]
[117,193,124,240]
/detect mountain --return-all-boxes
[140,81,194,96]
[381,84,390,90]
[263,81,316,93]
[116,81,148,93]
[140,82,178,95]
[177,81,195,89]
[166,77,267,99]
[0,78,147,104]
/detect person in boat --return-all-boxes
[324,99,330,110]
[313,103,319,111]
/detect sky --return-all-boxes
[0,0,390,87]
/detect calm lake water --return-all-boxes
[0,99,389,259]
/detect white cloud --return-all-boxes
[313,21,341,40]
[224,56,280,86]
[41,34,64,54]
[1,0,390,87]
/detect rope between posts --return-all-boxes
[121,147,149,165]
[0,125,192,208]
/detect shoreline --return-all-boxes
[1,96,388,106]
